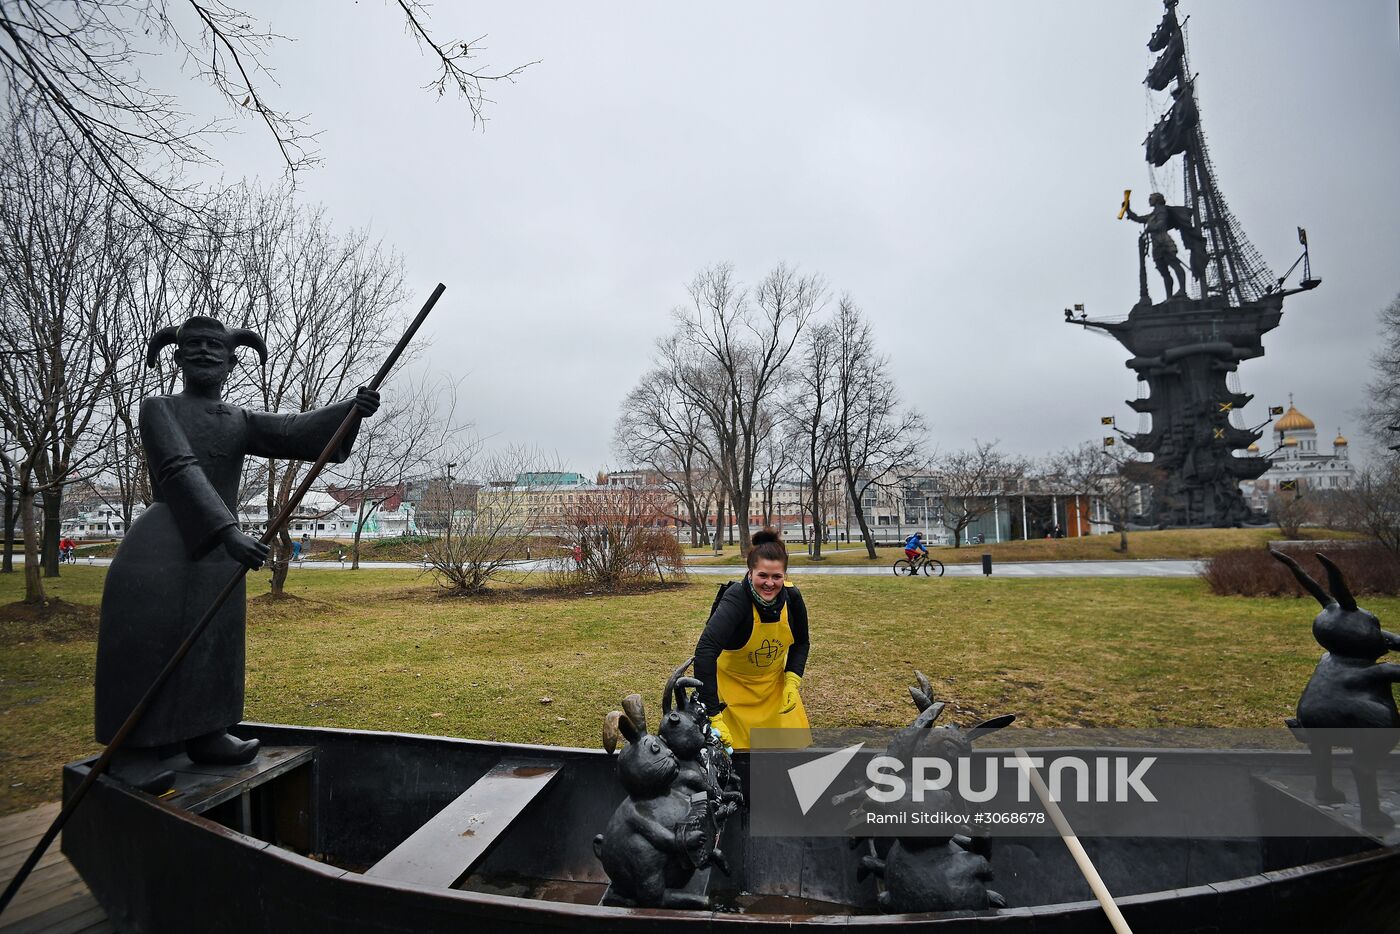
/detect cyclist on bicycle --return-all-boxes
[903,531,928,565]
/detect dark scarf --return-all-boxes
[745,574,787,623]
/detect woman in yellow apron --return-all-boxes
[693,529,811,750]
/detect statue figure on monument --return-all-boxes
[1124,192,1208,300]
[95,317,379,793]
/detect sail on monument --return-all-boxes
[1072,0,1319,528]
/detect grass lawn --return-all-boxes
[0,561,1375,815]
[686,526,1359,566]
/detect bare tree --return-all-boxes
[755,416,798,529]
[827,297,927,558]
[614,368,714,546]
[0,1,533,241]
[423,446,551,594]
[554,486,686,592]
[666,262,824,555]
[698,468,726,550]
[1339,292,1400,553]
[323,373,466,569]
[933,441,1026,548]
[1268,484,1318,540]
[141,185,407,596]
[791,321,839,558]
[1365,293,1400,450]
[1,433,18,572]
[0,112,131,602]
[1048,441,1160,552]
[1335,464,1400,557]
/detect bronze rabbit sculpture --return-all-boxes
[1272,550,1400,830]
[594,692,713,908]
[853,671,1016,913]
[658,659,743,824]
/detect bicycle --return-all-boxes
[892,552,945,577]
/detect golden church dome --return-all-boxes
[1275,404,1315,432]
[1334,433,1348,447]
[1282,437,1298,447]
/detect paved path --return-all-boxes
[688,559,1203,578]
[45,556,1202,578]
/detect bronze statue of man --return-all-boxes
[1125,192,1207,300]
[95,317,379,792]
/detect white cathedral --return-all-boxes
[1243,397,1354,510]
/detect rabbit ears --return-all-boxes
[966,714,1017,742]
[909,670,938,714]
[662,657,700,713]
[603,693,649,754]
[1270,550,1357,612]
[907,669,1017,739]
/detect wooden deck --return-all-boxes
[0,804,111,934]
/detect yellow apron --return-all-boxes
[714,589,811,750]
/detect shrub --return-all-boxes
[1201,541,1400,597]
[555,487,687,592]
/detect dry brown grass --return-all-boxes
[3,562,1387,814]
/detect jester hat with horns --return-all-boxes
[145,316,268,369]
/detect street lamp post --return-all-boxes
[444,463,456,552]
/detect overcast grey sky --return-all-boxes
[195,1,1400,472]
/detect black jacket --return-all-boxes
[693,577,810,712]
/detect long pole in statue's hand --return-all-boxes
[0,283,447,919]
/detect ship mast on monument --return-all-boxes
[1070,0,1320,528]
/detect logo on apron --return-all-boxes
[749,637,785,668]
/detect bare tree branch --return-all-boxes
[932,441,1027,549]
[395,1,536,122]
[614,367,716,547]
[323,371,468,568]
[667,261,824,555]
[0,0,532,243]
[0,110,132,599]
[826,295,926,558]
[1045,441,1162,552]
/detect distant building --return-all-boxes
[239,491,418,539]
[327,484,406,512]
[476,472,678,531]
[602,469,670,488]
[1244,398,1354,509]
[409,476,481,533]
[63,490,418,540]
[63,506,129,539]
[513,472,588,487]
[854,470,1114,545]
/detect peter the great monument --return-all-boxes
[1071,0,1319,527]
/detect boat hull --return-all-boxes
[61,723,1400,932]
